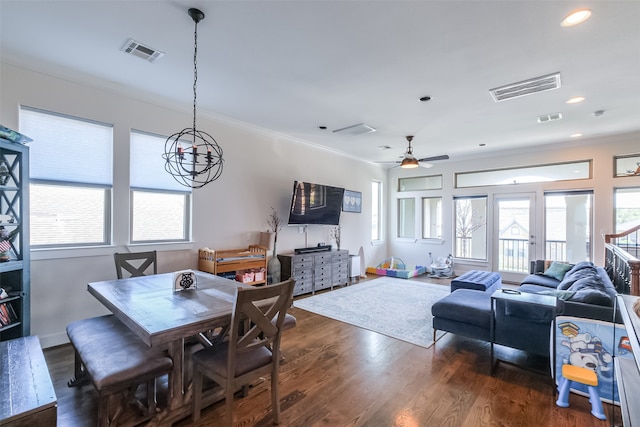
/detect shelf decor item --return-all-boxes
[162,8,223,189]
[329,225,341,250]
[0,226,18,262]
[266,207,283,283]
[0,124,32,145]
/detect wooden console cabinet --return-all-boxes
[278,250,348,296]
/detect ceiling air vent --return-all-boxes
[332,123,376,136]
[537,112,563,123]
[489,72,561,102]
[121,39,165,63]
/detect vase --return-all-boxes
[267,244,281,284]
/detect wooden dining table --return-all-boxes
[88,270,248,426]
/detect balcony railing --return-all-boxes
[456,236,568,272]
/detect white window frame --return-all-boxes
[371,180,383,243]
[130,130,192,244]
[21,106,113,248]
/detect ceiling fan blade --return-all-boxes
[417,154,449,162]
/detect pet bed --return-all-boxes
[366,257,427,279]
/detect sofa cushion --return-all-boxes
[536,261,615,307]
[520,273,561,289]
[564,277,613,307]
[542,261,573,281]
[431,289,492,329]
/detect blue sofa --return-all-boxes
[432,261,618,358]
[496,261,618,356]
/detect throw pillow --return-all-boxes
[543,261,573,281]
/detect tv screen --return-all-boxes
[288,181,345,225]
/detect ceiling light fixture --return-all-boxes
[570,133,583,138]
[163,8,224,188]
[566,96,585,104]
[400,136,420,169]
[561,9,592,27]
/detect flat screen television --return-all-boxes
[288,181,345,225]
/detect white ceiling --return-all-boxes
[2,1,639,166]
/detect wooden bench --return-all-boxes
[66,315,173,427]
[0,336,57,427]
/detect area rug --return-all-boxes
[293,277,449,348]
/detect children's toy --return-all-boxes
[366,257,426,279]
[429,253,454,278]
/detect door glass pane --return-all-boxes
[497,199,530,273]
[454,197,487,260]
[545,192,592,263]
[398,198,415,238]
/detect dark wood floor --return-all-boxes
[43,276,620,426]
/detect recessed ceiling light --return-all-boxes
[566,96,585,104]
[419,96,431,102]
[377,145,392,150]
[561,9,592,27]
[318,126,327,130]
[570,133,583,138]
[479,143,486,147]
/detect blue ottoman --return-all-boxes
[451,270,501,293]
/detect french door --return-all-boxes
[493,193,537,283]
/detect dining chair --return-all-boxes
[191,278,295,425]
[114,250,157,279]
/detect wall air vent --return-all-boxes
[332,123,376,135]
[537,112,563,123]
[489,72,561,102]
[121,39,165,63]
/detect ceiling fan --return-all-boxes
[387,135,450,169]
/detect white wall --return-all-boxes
[1,63,387,347]
[387,132,640,275]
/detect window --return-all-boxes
[422,197,442,239]
[398,175,442,191]
[130,131,191,243]
[454,196,487,260]
[371,180,382,241]
[615,154,640,177]
[456,160,591,188]
[614,188,640,251]
[545,191,593,263]
[398,198,416,238]
[21,107,113,247]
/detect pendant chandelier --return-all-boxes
[163,7,223,188]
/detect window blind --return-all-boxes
[130,130,191,192]
[20,106,113,185]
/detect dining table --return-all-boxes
[88,270,248,426]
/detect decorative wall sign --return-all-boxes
[174,269,197,291]
[343,190,362,213]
